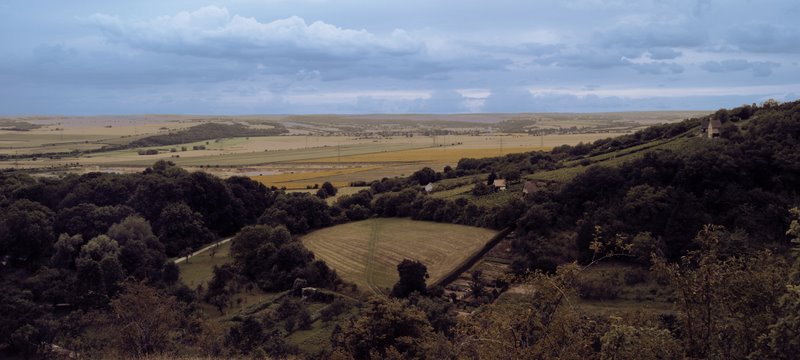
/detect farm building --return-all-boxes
[424,183,434,192]
[522,180,539,195]
[493,179,507,191]
[707,118,722,139]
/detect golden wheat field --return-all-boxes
[301,218,498,294]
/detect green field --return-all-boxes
[178,241,232,288]
[301,218,498,294]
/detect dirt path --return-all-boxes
[173,237,234,264]
[365,219,384,294]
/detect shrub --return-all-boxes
[623,268,649,286]
[577,274,621,300]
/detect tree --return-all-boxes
[107,216,171,284]
[600,325,682,360]
[205,264,237,314]
[487,171,497,186]
[391,259,429,298]
[50,233,84,269]
[471,182,492,196]
[501,169,520,184]
[110,282,181,357]
[652,225,788,359]
[224,316,264,354]
[411,167,437,185]
[469,269,485,298]
[76,235,125,301]
[259,193,332,234]
[54,204,135,240]
[316,181,339,199]
[180,171,240,235]
[454,264,596,359]
[155,202,215,257]
[0,285,51,358]
[332,297,448,359]
[230,225,291,277]
[225,316,296,358]
[0,199,55,267]
[107,216,157,246]
[225,176,272,225]
[753,208,800,359]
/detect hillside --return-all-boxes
[129,122,288,147]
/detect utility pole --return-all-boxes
[499,136,503,156]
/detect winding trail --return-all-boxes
[173,237,234,264]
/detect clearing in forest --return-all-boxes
[301,218,498,294]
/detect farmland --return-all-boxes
[302,218,498,294]
[0,112,708,188]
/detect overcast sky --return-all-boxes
[1,0,799,114]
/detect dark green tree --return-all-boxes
[411,167,437,185]
[391,259,429,298]
[0,199,55,267]
[316,181,338,199]
[487,170,497,186]
[155,202,215,257]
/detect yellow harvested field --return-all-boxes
[302,218,498,294]
[251,166,381,189]
[302,146,549,163]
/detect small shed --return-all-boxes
[707,118,722,139]
[493,179,507,191]
[522,181,539,195]
[424,183,434,192]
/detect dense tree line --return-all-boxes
[507,101,800,272]
[0,160,279,356]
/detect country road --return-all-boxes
[173,237,234,264]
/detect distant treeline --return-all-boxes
[129,122,288,147]
[0,119,42,131]
[0,122,289,161]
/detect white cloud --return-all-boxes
[89,6,424,59]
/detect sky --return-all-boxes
[1,0,799,115]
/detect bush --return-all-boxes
[345,205,370,221]
[472,182,493,196]
[320,298,351,323]
[623,268,649,286]
[137,149,158,155]
[577,274,621,300]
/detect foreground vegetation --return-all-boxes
[1,101,800,359]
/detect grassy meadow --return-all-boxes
[178,241,232,289]
[301,218,498,294]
